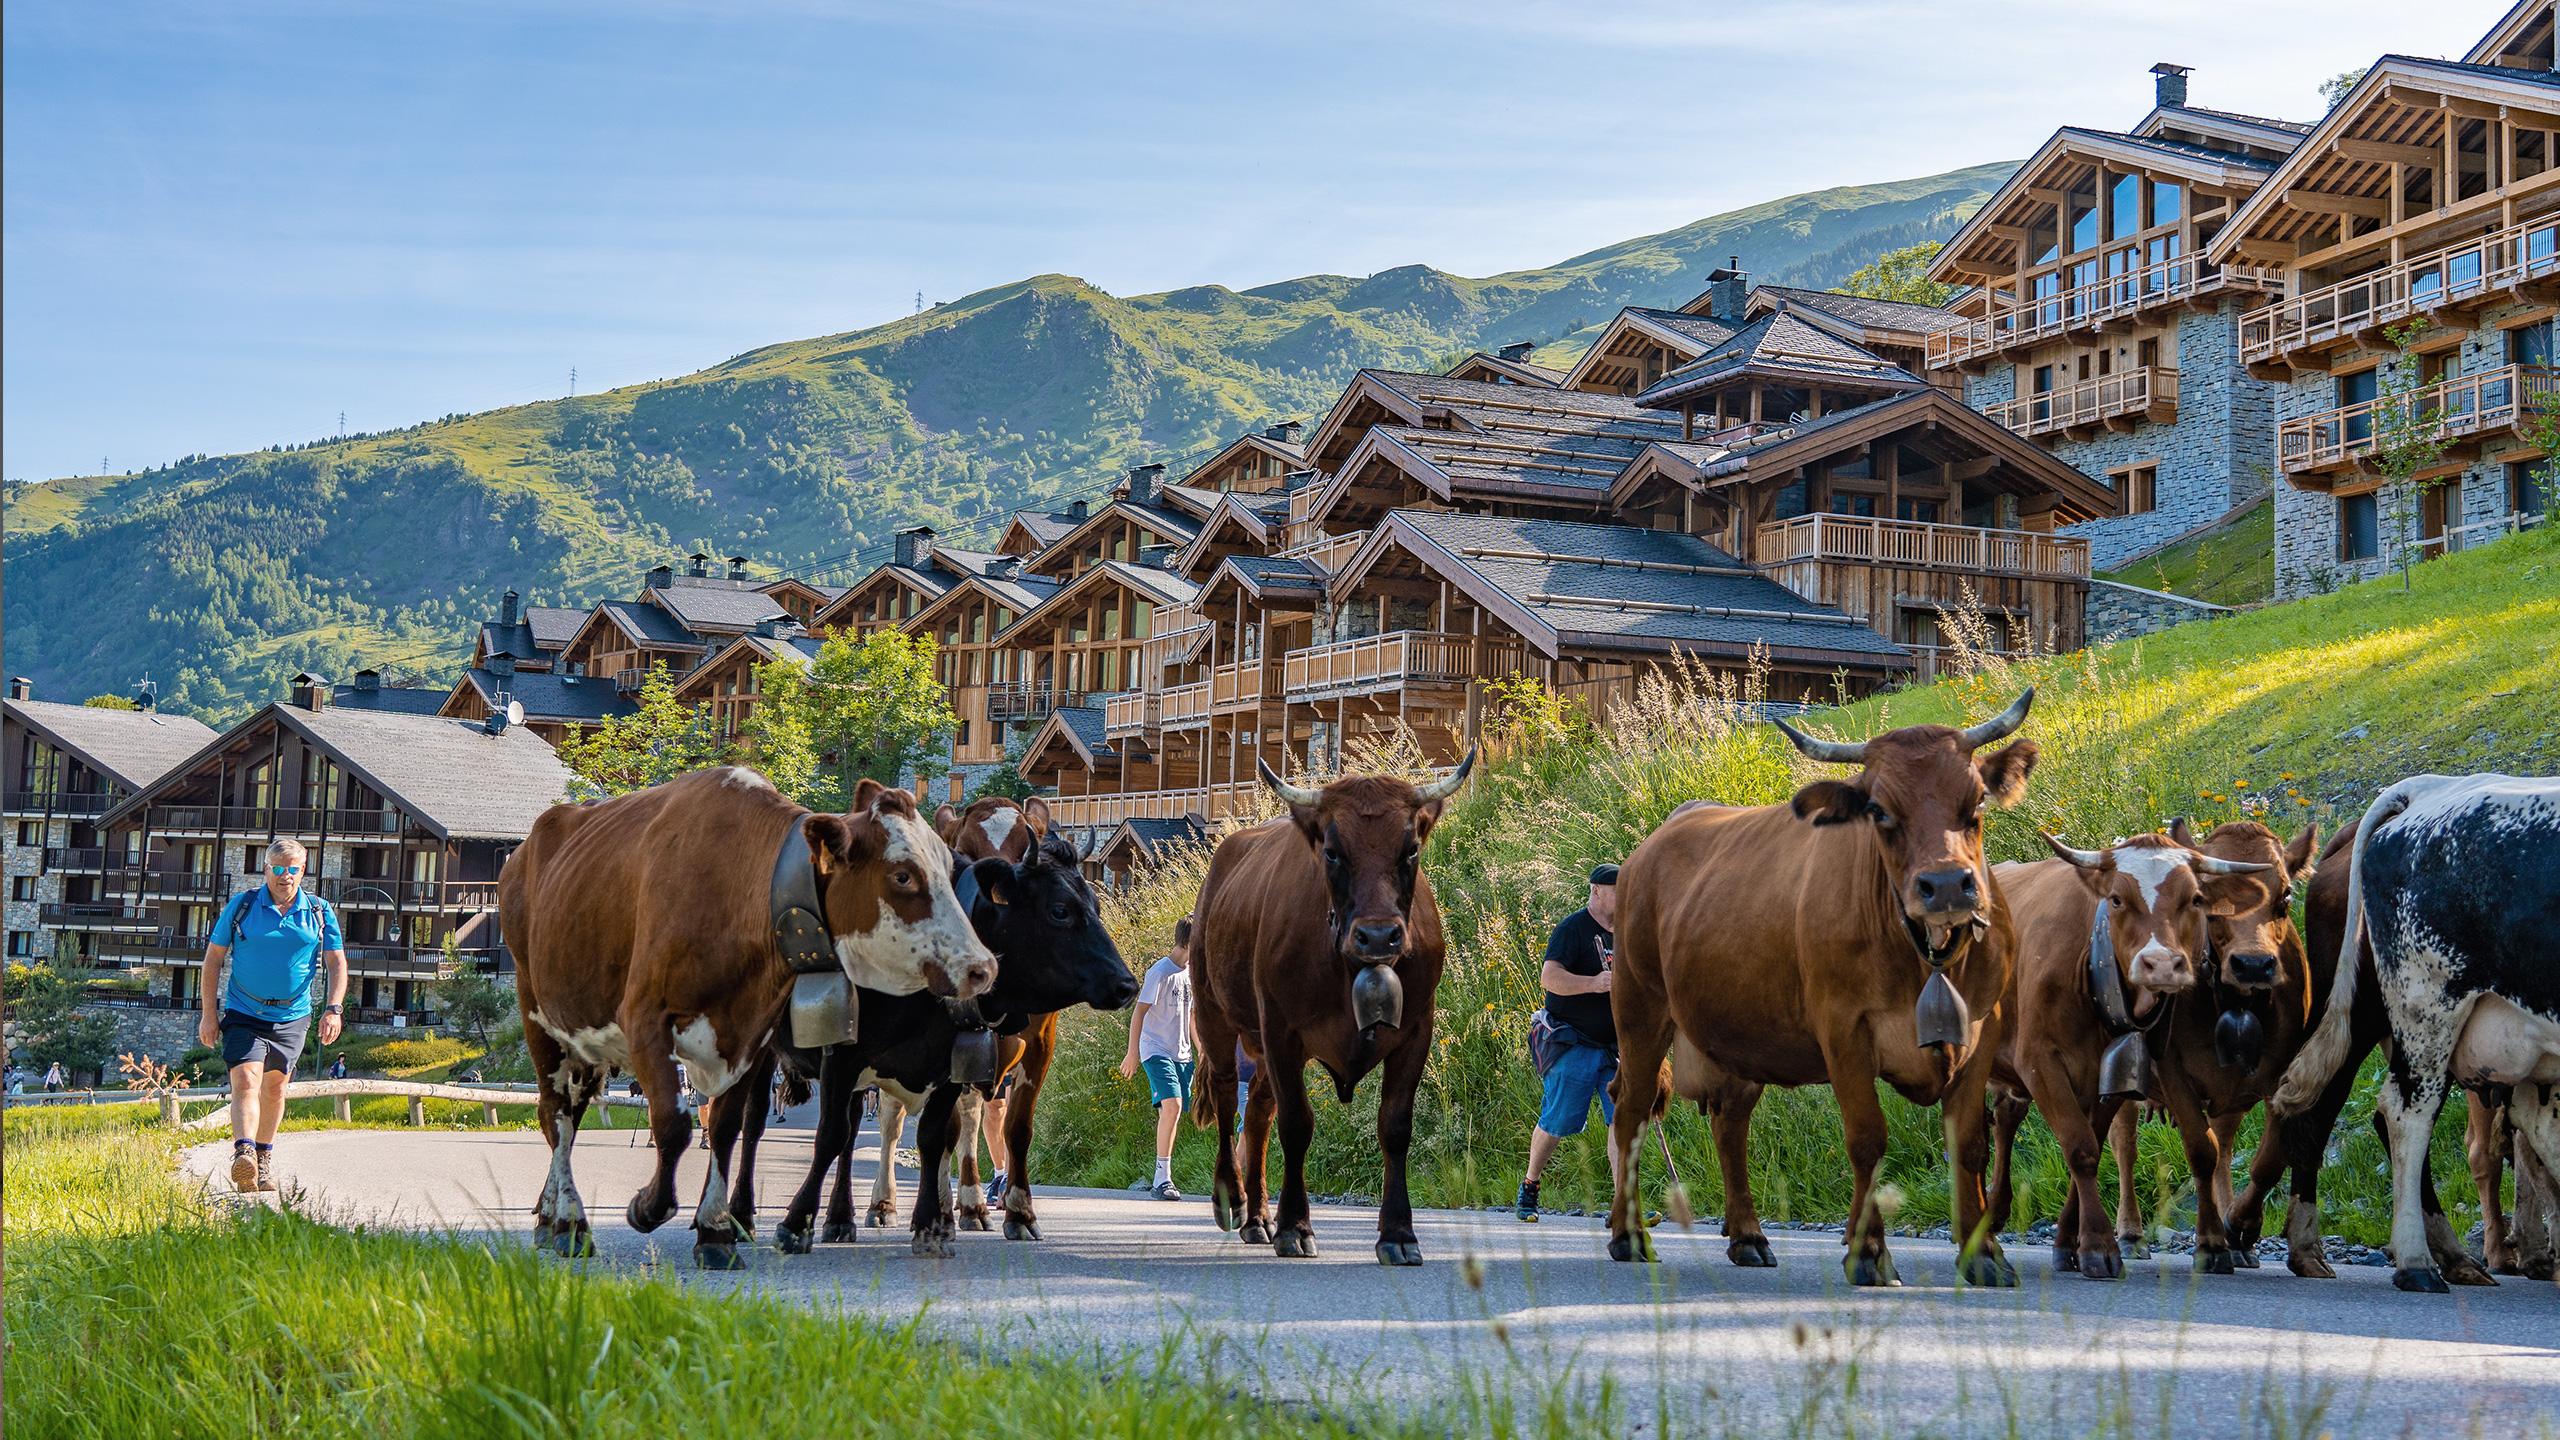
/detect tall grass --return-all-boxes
[1053,527,2560,1239]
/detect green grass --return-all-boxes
[1,1105,1585,1439]
[2096,497,2275,607]
[1051,525,2560,1241]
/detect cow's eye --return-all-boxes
[890,868,915,890]
[1867,802,1897,832]
[1048,901,1074,924]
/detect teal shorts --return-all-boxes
[1142,1055,1194,1108]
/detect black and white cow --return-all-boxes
[2274,772,2560,1293]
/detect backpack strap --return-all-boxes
[214,888,257,947]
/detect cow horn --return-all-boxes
[1257,758,1322,809]
[1415,748,1477,804]
[2041,832,2110,869]
[1771,716,1866,766]
[1958,687,2036,750]
[2187,853,2276,877]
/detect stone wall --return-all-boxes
[2086,579,2236,643]
[2,816,67,961]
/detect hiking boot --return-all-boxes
[1515,1180,1540,1222]
[1151,1180,1183,1202]
[255,1151,278,1193]
[229,1144,257,1192]
[984,1170,1007,1207]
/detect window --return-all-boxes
[2513,461,2552,517]
[2150,179,2183,229]
[1897,499,1941,524]
[2109,172,2142,241]
[2340,492,2381,561]
[2068,182,2100,254]
[2138,337,2161,371]
[13,821,35,846]
[1773,477,1810,520]
[2338,368,2379,448]
[2113,464,2158,516]
[2509,320,2554,369]
[10,876,34,901]
[1828,492,1878,518]
[5,932,31,958]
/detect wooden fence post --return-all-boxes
[407,1095,426,1127]
[334,1095,353,1123]
[161,1094,181,1128]
[483,1102,501,1127]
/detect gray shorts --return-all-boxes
[219,1011,310,1074]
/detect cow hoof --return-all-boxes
[1961,1251,2018,1288]
[2393,1266,2451,1294]
[1846,1253,1902,1288]
[775,1224,814,1255]
[959,1209,992,1233]
[550,1224,595,1259]
[1376,1240,1423,1267]
[532,1217,556,1246]
[1240,1221,1271,1246]
[1608,1231,1658,1263]
[912,1233,955,1259]
[2116,1234,2151,1260]
[1274,1229,1316,1258]
[1003,1216,1042,1242]
[820,1221,857,1245]
[1728,1236,1776,1268]
[2196,1247,2237,1276]
[692,1241,745,1272]
[2231,1245,2260,1270]
[2442,1253,2498,1287]
[2078,1248,2122,1281]
[2288,1251,2337,1280]
[626,1194,674,1235]
[867,1202,896,1228]
[2054,1245,2080,1274]
[2228,1215,2263,1251]
[1212,1185,1240,1232]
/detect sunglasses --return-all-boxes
[269,865,303,876]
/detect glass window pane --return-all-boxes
[2110,172,2142,240]
[2151,180,2182,228]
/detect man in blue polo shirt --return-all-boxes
[197,837,347,1193]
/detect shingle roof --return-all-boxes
[2385,53,2560,89]
[458,667,639,724]
[329,683,450,717]
[2155,103,2312,136]
[1123,500,1203,544]
[597,599,707,650]
[524,606,585,648]
[644,581,790,633]
[3,699,218,792]
[1052,705,1114,759]
[1223,555,1323,591]
[2055,126,2278,172]
[1385,511,1906,665]
[478,621,546,664]
[1753,286,1968,336]
[1103,817,1209,857]
[1011,511,1082,546]
[1626,307,1745,349]
[284,705,575,840]
[1635,313,1922,409]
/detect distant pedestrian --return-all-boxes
[1518,864,1625,1222]
[1119,916,1194,1201]
[327,1055,348,1081]
[199,838,347,1194]
[43,1061,66,1093]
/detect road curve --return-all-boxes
[189,1125,2560,1438]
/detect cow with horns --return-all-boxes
[1189,754,1476,1266]
[1608,692,2039,1286]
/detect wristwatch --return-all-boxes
[323,1003,343,1015]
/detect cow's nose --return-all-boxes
[957,958,997,998]
[2228,952,2279,987]
[1913,868,1978,913]
[1350,920,1404,958]
[2130,946,2193,990]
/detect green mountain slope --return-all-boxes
[3,161,2012,719]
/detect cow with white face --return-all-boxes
[502,768,994,1268]
[2276,772,2560,1294]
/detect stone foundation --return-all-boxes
[2086,579,2235,643]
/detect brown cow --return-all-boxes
[503,767,995,1267]
[1191,754,1475,1265]
[1985,830,2281,1277]
[1608,692,2039,1287]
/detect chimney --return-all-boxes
[1263,420,1304,446]
[488,652,516,677]
[1497,341,1535,362]
[988,556,1022,581]
[500,588,520,626]
[2151,63,2191,109]
[1138,543,1176,570]
[728,555,750,581]
[894,525,935,569]
[1706,258,1749,322]
[1124,462,1165,507]
[290,672,328,712]
[353,668,382,693]
[1067,498,1090,522]
[687,551,710,579]
[647,563,673,590]
[1282,467,1320,492]
[6,676,27,701]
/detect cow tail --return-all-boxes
[2273,783,2406,1114]
[1188,1079,1220,1131]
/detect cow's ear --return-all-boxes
[2285,823,2320,885]
[802,813,853,877]
[1411,802,1442,846]
[932,803,962,841]
[1976,739,2039,807]
[1790,779,1867,827]
[1020,795,1052,835]
[872,786,919,820]
[851,778,887,812]
[969,855,1016,910]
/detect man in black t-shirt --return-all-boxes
[1517,863,1624,1222]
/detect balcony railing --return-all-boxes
[40,847,130,872]
[2276,365,2560,475]
[1752,514,2092,580]
[1210,658,1270,711]
[1277,531,1364,575]
[135,871,232,899]
[37,900,151,929]
[1102,691,1153,738]
[2239,218,2560,366]
[3,791,114,816]
[142,804,413,839]
[986,683,1098,722]
[1928,255,2280,369]
[95,929,213,961]
[1281,632,1526,702]
[1154,601,1205,638]
[1043,783,1263,831]
[2413,507,2548,557]
[315,878,445,909]
[1980,367,2176,438]
[1158,680,1211,729]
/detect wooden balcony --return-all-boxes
[38,900,152,930]
[2239,218,2560,369]
[1154,601,1204,638]
[2276,365,2560,477]
[1043,782,1261,831]
[1928,256,2280,370]
[1209,658,1271,712]
[1281,632,1526,703]
[1101,691,1153,739]
[135,871,231,900]
[4,791,114,817]
[95,929,214,962]
[1139,615,1211,675]
[1277,531,1364,574]
[1980,367,2176,439]
[40,847,129,873]
[1158,680,1211,730]
[1751,514,2091,580]
[314,877,456,909]
[986,683,1097,722]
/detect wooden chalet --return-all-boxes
[675,626,823,742]
[469,590,586,673]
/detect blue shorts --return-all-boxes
[1536,1040,1617,1137]
[1142,1055,1194,1108]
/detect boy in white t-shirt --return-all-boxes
[1118,916,1194,1200]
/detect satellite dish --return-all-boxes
[504,699,526,729]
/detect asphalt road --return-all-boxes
[190,1121,2560,1438]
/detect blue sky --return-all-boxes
[4,0,2440,483]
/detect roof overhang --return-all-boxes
[1171,494,1275,577]
[1680,390,2120,525]
[1301,370,1433,476]
[0,703,204,794]
[1559,309,1720,392]
[1026,501,1200,578]
[1933,128,2274,283]
[1019,709,1113,773]
[1331,514,1565,659]
[1176,432,1305,492]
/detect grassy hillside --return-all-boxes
[2,162,2011,719]
[2096,497,2275,608]
[1052,524,2560,1245]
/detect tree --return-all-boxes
[743,630,957,811]
[2321,67,2369,111]
[431,934,511,1046]
[80,694,139,710]
[1838,241,1953,307]
[555,661,734,798]
[2369,318,2457,592]
[3,963,118,1079]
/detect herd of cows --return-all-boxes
[497,692,2560,1298]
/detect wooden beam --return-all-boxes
[2289,191,2389,220]
[2333,138,2438,167]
